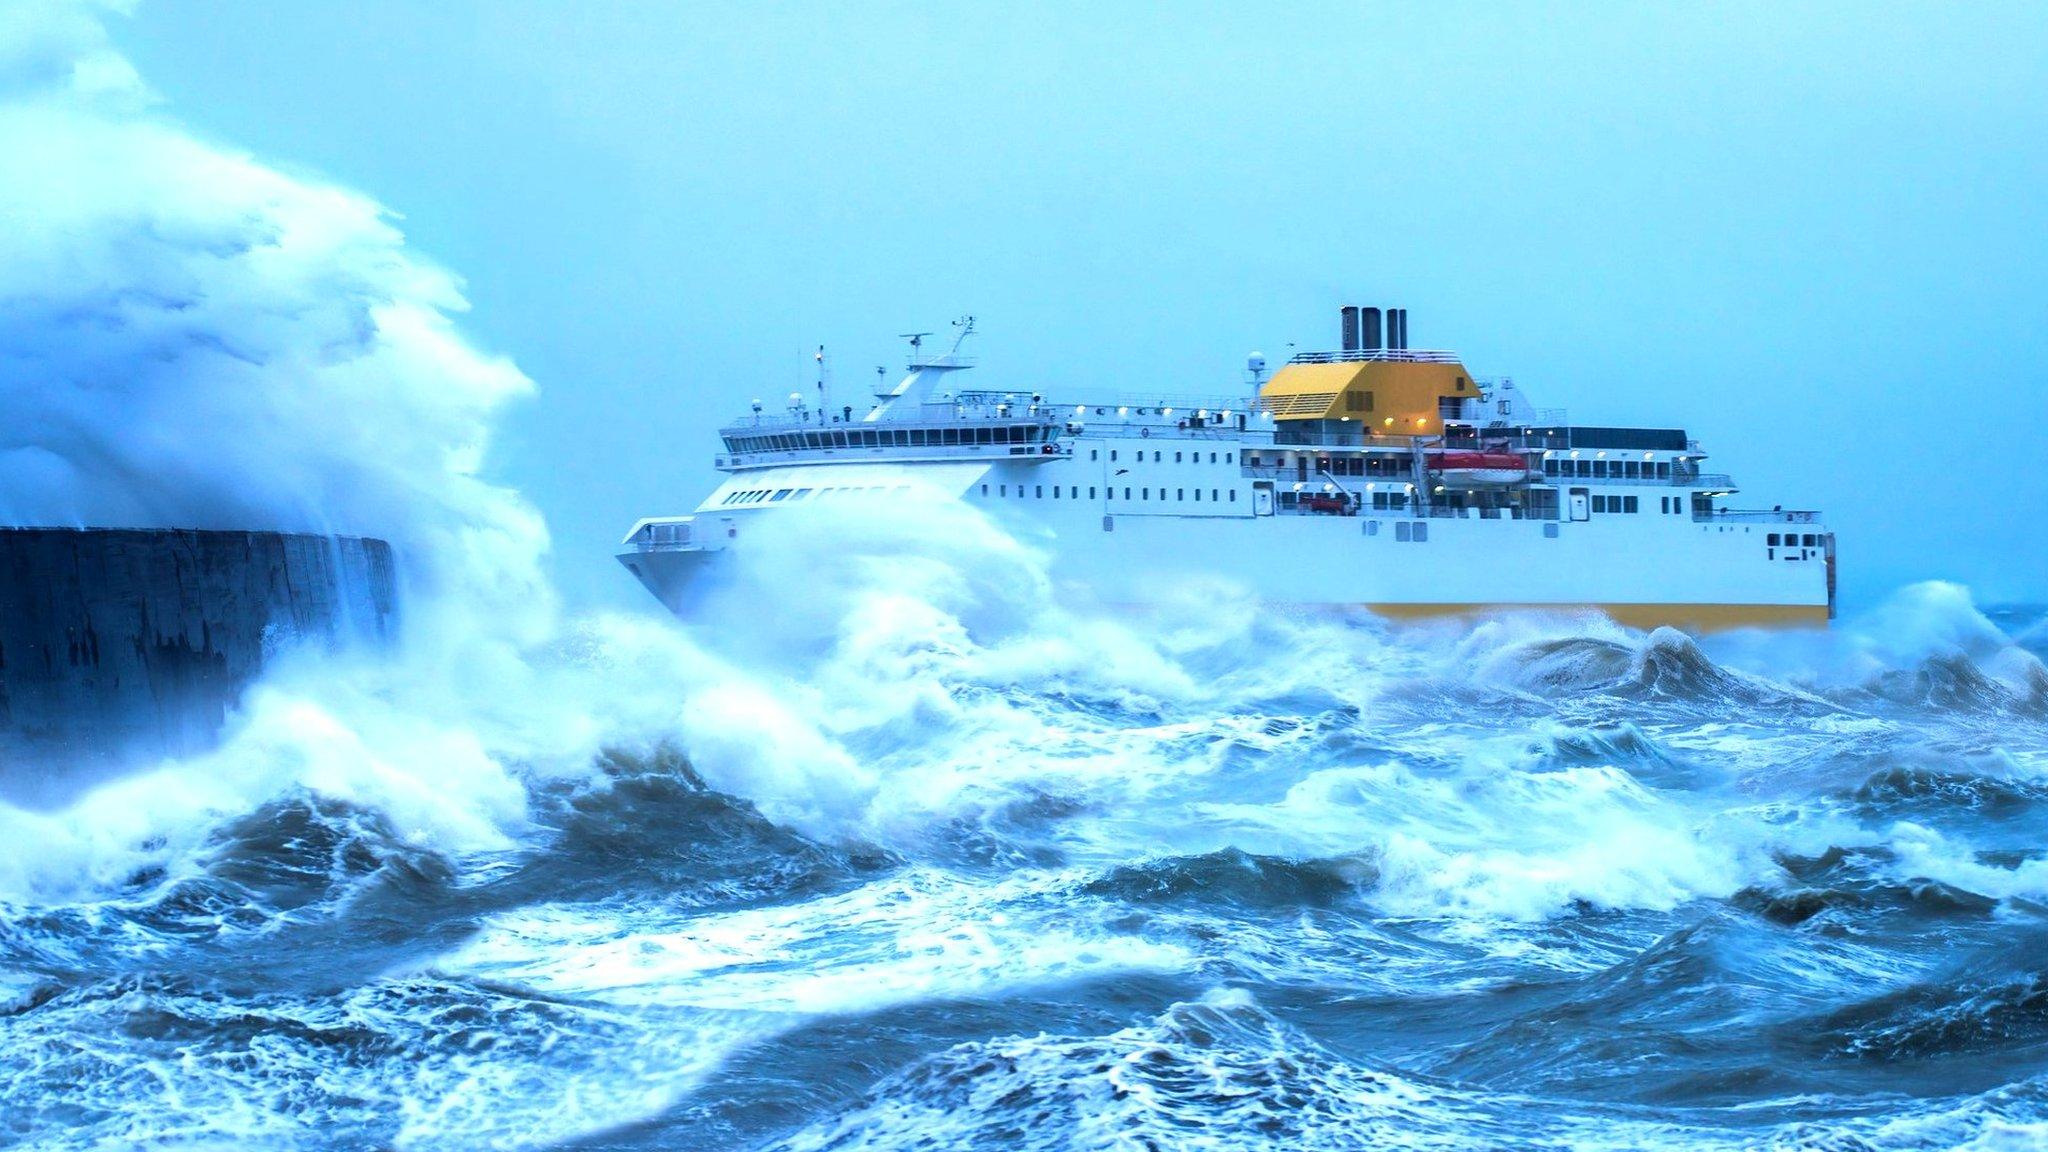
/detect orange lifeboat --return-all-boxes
[1426,450,1530,486]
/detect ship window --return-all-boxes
[980,484,989,496]
[1176,451,1183,462]
[1768,533,1781,546]
[1194,489,1202,501]
[1054,486,1061,497]
[1624,461,1638,478]
[1090,487,1097,498]
[1035,486,1043,498]
[909,429,926,447]
[1397,522,1411,541]
[999,484,1007,496]
[1142,488,1150,499]
[1592,461,1608,478]
[1110,450,1118,462]
[1225,453,1233,463]
[1123,488,1131,500]
[1657,462,1671,479]
[1154,451,1162,462]
[1803,534,1818,547]
[1090,449,1099,461]
[771,489,792,501]
[1414,523,1428,542]
[1624,496,1638,513]
[1230,490,1237,502]
[1177,488,1185,500]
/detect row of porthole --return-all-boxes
[1088,449,1236,465]
[981,483,1239,504]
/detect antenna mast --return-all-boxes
[815,344,829,424]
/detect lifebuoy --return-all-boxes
[1140,427,1151,439]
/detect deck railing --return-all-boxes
[1693,509,1823,525]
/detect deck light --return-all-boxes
[1414,418,1427,427]
[1118,406,1129,415]
[1383,417,1394,426]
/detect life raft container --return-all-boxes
[1425,450,1530,486]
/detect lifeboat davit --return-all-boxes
[1426,450,1530,486]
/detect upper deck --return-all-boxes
[689,307,1823,529]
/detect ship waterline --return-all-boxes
[621,310,1835,629]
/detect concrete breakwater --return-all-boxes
[0,528,397,802]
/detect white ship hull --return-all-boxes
[621,451,1833,632]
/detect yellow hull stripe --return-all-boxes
[1360,603,1831,632]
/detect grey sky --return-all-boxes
[123,1,2048,609]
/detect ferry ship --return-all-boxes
[619,308,1835,631]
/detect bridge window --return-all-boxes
[1624,496,1638,512]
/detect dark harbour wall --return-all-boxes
[0,529,397,802]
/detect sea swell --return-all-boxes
[4,568,2047,1149]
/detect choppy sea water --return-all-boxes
[4,578,2047,1151]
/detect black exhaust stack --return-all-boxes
[1361,306,1382,351]
[1340,306,1360,352]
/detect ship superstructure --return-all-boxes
[620,309,1835,630]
